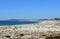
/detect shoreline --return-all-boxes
[0,20,60,39]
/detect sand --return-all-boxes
[0,20,60,39]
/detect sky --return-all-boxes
[0,0,60,20]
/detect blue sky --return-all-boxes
[0,0,60,20]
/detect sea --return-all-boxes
[0,20,38,26]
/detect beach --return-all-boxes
[0,20,60,39]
